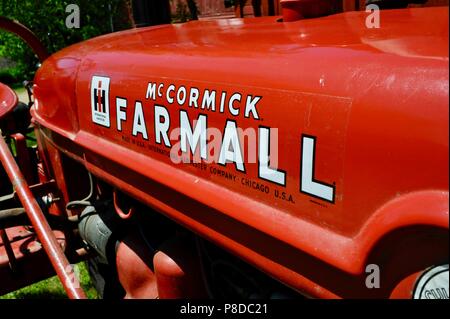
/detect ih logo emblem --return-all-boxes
[91,75,110,127]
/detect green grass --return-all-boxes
[10,83,25,91]
[0,262,99,299]
[13,86,26,94]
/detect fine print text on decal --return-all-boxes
[90,77,336,204]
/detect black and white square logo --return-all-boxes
[90,75,110,127]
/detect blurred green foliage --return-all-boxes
[0,0,132,84]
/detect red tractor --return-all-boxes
[0,0,448,299]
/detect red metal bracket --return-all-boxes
[0,132,86,299]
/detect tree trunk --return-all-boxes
[187,0,199,20]
[252,0,262,16]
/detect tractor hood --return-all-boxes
[31,7,448,275]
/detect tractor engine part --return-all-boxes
[153,236,208,298]
[115,232,158,299]
[78,203,119,264]
[0,208,27,229]
[77,196,207,299]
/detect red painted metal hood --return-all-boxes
[32,7,448,279]
[33,6,449,133]
[51,6,449,59]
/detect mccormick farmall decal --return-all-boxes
[90,75,336,204]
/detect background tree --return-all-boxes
[0,0,132,84]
